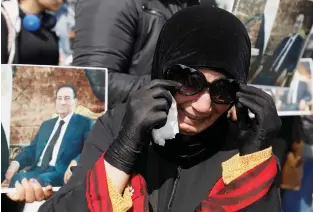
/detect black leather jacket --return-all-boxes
[73,0,195,109]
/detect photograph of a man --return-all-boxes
[253,14,306,86]
[3,84,93,188]
[277,59,313,111]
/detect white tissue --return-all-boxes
[152,95,179,146]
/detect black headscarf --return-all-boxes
[151,5,251,167]
[151,5,251,83]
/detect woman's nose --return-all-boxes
[191,90,211,113]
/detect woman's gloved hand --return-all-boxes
[235,84,282,155]
[105,79,181,173]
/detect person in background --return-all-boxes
[72,0,216,109]
[1,0,62,65]
[273,116,304,189]
[281,111,313,212]
[54,2,75,65]
[39,6,282,212]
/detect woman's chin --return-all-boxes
[178,122,201,135]
[178,115,216,135]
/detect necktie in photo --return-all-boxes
[41,120,65,170]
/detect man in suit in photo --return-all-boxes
[280,80,312,111]
[4,84,93,188]
[278,63,312,111]
[253,14,306,86]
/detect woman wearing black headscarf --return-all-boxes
[38,5,282,212]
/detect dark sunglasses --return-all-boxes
[164,64,239,104]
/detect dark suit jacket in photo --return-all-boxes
[270,34,304,74]
[14,113,93,176]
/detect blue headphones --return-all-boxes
[22,12,57,32]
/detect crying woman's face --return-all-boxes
[175,69,230,135]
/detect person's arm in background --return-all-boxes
[73,0,150,109]
[84,69,106,103]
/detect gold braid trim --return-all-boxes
[107,176,133,212]
[222,147,273,184]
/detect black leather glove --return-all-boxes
[235,83,282,155]
[105,79,181,173]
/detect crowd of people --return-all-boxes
[1,0,313,212]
